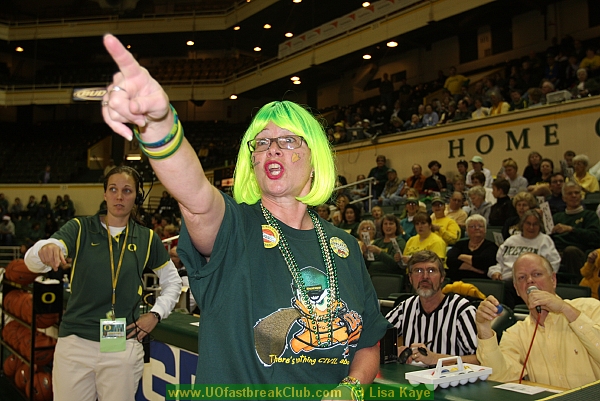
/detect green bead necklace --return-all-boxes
[260,202,340,347]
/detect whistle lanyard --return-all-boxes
[106,222,129,318]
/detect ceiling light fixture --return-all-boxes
[126,154,142,161]
[230,94,238,100]
[264,24,271,29]
[187,40,195,46]
[15,46,23,52]
[387,41,398,47]
[126,45,132,49]
[293,81,301,85]
[254,46,262,52]
[233,26,241,31]
[362,2,371,7]
[293,0,302,3]
[363,54,372,59]
[285,32,293,38]
[290,76,300,81]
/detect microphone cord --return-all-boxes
[519,312,541,384]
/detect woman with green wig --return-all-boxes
[101,34,388,398]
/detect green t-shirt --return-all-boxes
[178,193,389,384]
[53,214,169,341]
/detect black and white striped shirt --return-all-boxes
[385,293,478,357]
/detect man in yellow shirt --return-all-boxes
[430,197,460,245]
[476,253,600,389]
[444,66,468,98]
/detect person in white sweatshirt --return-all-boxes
[488,209,560,307]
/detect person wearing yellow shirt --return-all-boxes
[402,212,447,267]
[430,197,460,245]
[571,154,599,195]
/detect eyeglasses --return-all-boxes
[360,226,374,230]
[411,267,440,275]
[467,225,484,230]
[247,135,305,152]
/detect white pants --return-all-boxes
[53,335,144,401]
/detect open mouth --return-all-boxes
[265,161,284,179]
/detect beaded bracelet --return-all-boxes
[140,119,184,160]
[133,104,179,148]
[339,376,363,401]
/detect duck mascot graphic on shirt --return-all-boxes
[253,266,363,367]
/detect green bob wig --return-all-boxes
[232,101,336,206]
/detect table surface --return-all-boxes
[376,363,559,401]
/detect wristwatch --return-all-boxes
[150,311,161,322]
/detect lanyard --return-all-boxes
[106,221,129,318]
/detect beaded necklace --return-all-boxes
[260,202,340,347]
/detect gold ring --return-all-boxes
[102,100,108,106]
[111,85,125,93]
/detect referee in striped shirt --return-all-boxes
[386,250,479,365]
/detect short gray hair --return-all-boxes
[562,180,582,196]
[466,214,487,231]
[573,154,590,168]
[468,186,486,199]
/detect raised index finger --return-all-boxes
[103,33,142,79]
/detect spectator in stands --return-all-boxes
[523,151,543,185]
[471,172,495,205]
[456,159,468,181]
[544,53,562,87]
[0,215,15,245]
[540,81,556,104]
[580,249,600,299]
[501,158,528,197]
[467,186,491,222]
[563,150,576,170]
[422,104,439,127]
[453,99,471,122]
[315,204,332,223]
[331,193,350,227]
[438,100,456,124]
[508,89,528,111]
[444,66,468,100]
[59,194,75,221]
[400,164,426,195]
[572,154,600,194]
[564,55,580,88]
[444,191,468,229]
[339,203,361,238]
[53,195,63,218]
[579,47,600,77]
[552,181,600,278]
[9,197,23,220]
[388,116,403,133]
[370,205,384,239]
[570,68,600,98]
[502,192,538,239]
[400,197,420,240]
[546,173,567,214]
[430,197,460,246]
[36,194,52,221]
[466,155,492,188]
[38,165,52,184]
[376,168,404,207]
[527,87,544,107]
[387,250,479,365]
[403,114,423,131]
[447,215,498,281]
[471,97,489,119]
[451,176,467,202]
[0,194,8,217]
[489,210,560,308]
[331,122,348,144]
[528,158,554,195]
[489,179,518,226]
[423,160,446,195]
[402,213,447,265]
[349,174,368,205]
[359,216,405,275]
[379,73,394,110]
[368,155,388,198]
[26,195,39,219]
[476,253,600,389]
[489,92,509,115]
[158,190,176,217]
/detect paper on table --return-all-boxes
[494,383,561,395]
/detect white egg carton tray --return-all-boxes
[405,356,492,390]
